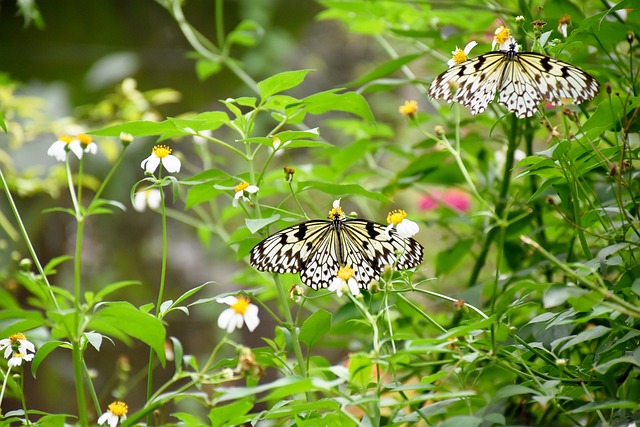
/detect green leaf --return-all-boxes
[31,340,68,377]
[436,239,473,276]
[246,215,281,234]
[0,110,6,132]
[208,398,254,427]
[257,70,313,100]
[93,281,140,303]
[595,355,640,375]
[195,58,222,80]
[568,400,640,413]
[43,255,73,275]
[302,90,375,123]
[227,20,263,47]
[493,385,540,401]
[558,325,611,353]
[170,336,184,374]
[346,53,422,88]
[90,120,178,137]
[297,181,391,203]
[89,302,166,366]
[437,416,483,427]
[172,413,207,427]
[299,309,331,348]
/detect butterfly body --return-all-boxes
[250,211,423,290]
[429,44,599,118]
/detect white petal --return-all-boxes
[161,155,181,173]
[141,155,160,173]
[97,412,110,425]
[68,140,84,159]
[332,199,341,209]
[244,305,260,332]
[347,278,360,296]
[447,58,456,68]
[108,414,119,427]
[3,346,13,359]
[217,308,235,331]
[245,185,259,194]
[133,192,147,212]
[8,356,22,367]
[216,296,238,306]
[47,141,67,161]
[146,189,162,209]
[463,41,478,54]
[84,142,98,154]
[397,219,419,238]
[19,340,35,354]
[228,313,243,333]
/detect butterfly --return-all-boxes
[250,202,424,290]
[428,41,599,118]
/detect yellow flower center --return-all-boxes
[337,265,355,281]
[328,206,345,220]
[59,135,75,144]
[235,182,249,193]
[452,48,469,65]
[13,352,25,359]
[152,145,172,159]
[399,100,418,116]
[387,209,407,225]
[231,296,251,315]
[9,333,27,343]
[107,401,128,417]
[494,26,510,44]
[77,133,93,146]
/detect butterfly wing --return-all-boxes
[340,220,424,289]
[428,52,507,115]
[503,52,600,117]
[250,220,332,276]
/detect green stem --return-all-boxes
[396,293,447,334]
[467,114,519,287]
[72,340,88,425]
[273,276,307,378]
[0,166,59,310]
[521,235,640,318]
[0,366,11,409]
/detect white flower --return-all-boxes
[98,401,128,427]
[217,296,260,333]
[133,188,162,212]
[328,265,360,297]
[385,209,419,239]
[447,41,478,67]
[77,134,98,155]
[191,129,212,145]
[8,352,35,367]
[140,145,181,174]
[232,182,259,207]
[0,333,36,361]
[47,135,84,161]
[492,26,512,50]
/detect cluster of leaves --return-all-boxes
[1,0,639,426]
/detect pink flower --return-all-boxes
[418,188,471,213]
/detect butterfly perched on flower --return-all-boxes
[250,200,424,290]
[428,37,599,118]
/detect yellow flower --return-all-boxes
[398,100,418,117]
[233,182,259,207]
[386,209,419,239]
[140,145,181,174]
[447,42,477,67]
[492,26,511,50]
[98,401,128,427]
[216,296,260,333]
[328,265,360,297]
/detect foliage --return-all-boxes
[0,0,639,426]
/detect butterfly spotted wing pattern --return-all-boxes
[250,219,423,290]
[428,47,599,118]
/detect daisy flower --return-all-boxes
[447,41,477,67]
[217,296,260,333]
[47,135,84,161]
[386,209,419,239]
[98,401,128,427]
[133,187,162,212]
[0,332,36,361]
[232,182,259,207]
[328,265,360,297]
[140,145,181,174]
[398,100,418,116]
[492,26,512,50]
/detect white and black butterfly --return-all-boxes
[250,203,423,290]
[428,42,599,118]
